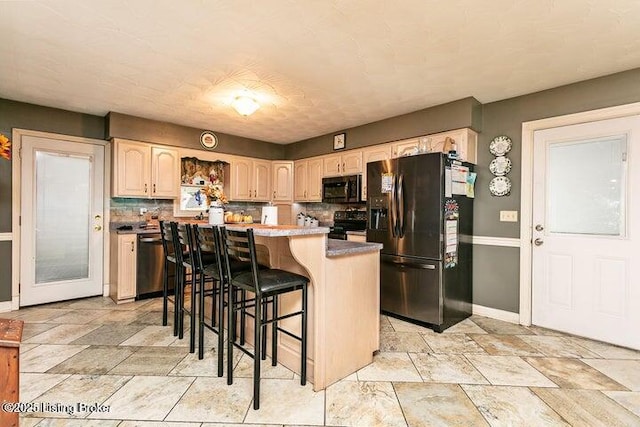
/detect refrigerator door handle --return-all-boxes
[382,258,437,270]
[398,174,405,238]
[390,174,397,237]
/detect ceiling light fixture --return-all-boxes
[232,95,260,116]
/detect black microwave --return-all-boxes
[322,175,363,204]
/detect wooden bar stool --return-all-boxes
[221,227,309,410]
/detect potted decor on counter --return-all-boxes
[202,184,228,225]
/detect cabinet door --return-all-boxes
[392,140,419,158]
[341,151,363,175]
[293,161,308,201]
[307,158,323,201]
[117,234,137,300]
[361,144,392,200]
[253,159,272,201]
[272,161,293,202]
[323,154,342,177]
[151,146,179,198]
[114,140,150,197]
[230,158,252,201]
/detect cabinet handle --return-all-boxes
[337,162,340,172]
[273,191,276,199]
[254,189,257,197]
[144,183,148,193]
[304,190,307,198]
[153,183,156,194]
[343,162,345,171]
[130,241,134,252]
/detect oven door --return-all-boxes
[322,175,362,203]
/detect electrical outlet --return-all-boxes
[500,210,518,222]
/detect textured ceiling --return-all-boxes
[2,1,640,144]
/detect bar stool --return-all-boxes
[221,227,309,410]
[159,220,178,336]
[171,221,197,350]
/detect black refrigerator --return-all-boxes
[366,153,473,332]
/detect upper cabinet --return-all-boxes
[112,138,179,198]
[293,158,323,202]
[229,157,272,202]
[271,161,293,202]
[322,151,363,177]
[361,144,393,200]
[391,128,478,164]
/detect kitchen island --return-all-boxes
[222,224,382,391]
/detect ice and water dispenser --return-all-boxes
[368,196,388,231]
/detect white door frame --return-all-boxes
[11,129,111,310]
[519,102,640,325]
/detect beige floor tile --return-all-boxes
[570,336,640,359]
[20,343,39,354]
[110,346,188,375]
[533,388,640,426]
[379,331,431,352]
[518,335,601,358]
[88,375,195,421]
[326,380,406,427]
[356,352,422,382]
[15,308,72,323]
[166,376,253,423]
[395,382,487,427]
[243,378,325,425]
[48,346,136,375]
[442,317,488,334]
[48,309,112,324]
[604,391,640,418]
[387,317,433,333]
[233,353,296,379]
[32,374,132,418]
[20,344,89,373]
[410,353,489,384]
[119,325,180,346]
[466,355,557,387]
[24,323,101,344]
[422,333,486,354]
[380,315,394,332]
[202,424,279,427]
[90,309,144,325]
[582,359,640,391]
[131,310,173,326]
[20,373,70,402]
[471,316,533,335]
[121,422,202,427]
[71,324,147,345]
[17,417,43,427]
[525,357,627,390]
[528,325,572,337]
[33,420,121,426]
[21,322,58,340]
[169,346,239,377]
[470,334,543,356]
[463,385,569,426]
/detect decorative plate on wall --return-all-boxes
[489,156,512,176]
[489,176,512,196]
[200,131,218,150]
[489,135,512,156]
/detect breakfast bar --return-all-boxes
[222,224,382,391]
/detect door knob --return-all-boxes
[94,214,101,220]
[534,238,544,246]
[94,225,103,231]
[535,224,544,231]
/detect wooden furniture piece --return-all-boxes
[222,228,309,410]
[109,232,137,304]
[0,318,24,427]
[222,224,382,391]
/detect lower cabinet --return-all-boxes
[346,233,367,243]
[109,233,137,303]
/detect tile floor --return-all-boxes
[4,296,640,426]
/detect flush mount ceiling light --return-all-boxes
[231,95,260,116]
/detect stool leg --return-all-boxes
[198,272,205,360]
[240,290,246,345]
[211,278,218,328]
[261,298,268,360]
[253,295,262,410]
[162,259,169,327]
[217,280,225,377]
[177,265,185,340]
[227,284,236,385]
[272,296,278,366]
[189,269,197,353]
[301,285,307,386]
[172,265,179,337]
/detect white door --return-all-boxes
[532,115,640,350]
[20,135,105,306]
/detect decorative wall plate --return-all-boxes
[489,156,512,176]
[489,135,512,156]
[489,176,511,196]
[200,131,218,150]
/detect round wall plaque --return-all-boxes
[200,131,218,150]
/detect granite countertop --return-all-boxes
[346,230,366,236]
[326,238,383,257]
[223,224,330,237]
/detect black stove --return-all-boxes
[329,210,367,240]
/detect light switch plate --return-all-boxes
[500,210,518,222]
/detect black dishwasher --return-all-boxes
[136,233,174,298]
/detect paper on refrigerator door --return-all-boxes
[445,168,452,197]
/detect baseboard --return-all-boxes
[12,296,19,311]
[103,284,110,297]
[472,236,521,247]
[0,300,12,313]
[0,232,11,241]
[472,304,520,324]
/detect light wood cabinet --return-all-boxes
[230,157,272,202]
[361,144,393,200]
[293,158,323,202]
[109,233,137,303]
[347,233,367,242]
[271,161,293,202]
[390,128,478,164]
[322,151,363,177]
[112,139,179,198]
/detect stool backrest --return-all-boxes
[159,220,176,261]
[189,224,225,279]
[171,222,190,266]
[220,227,261,292]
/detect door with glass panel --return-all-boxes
[20,135,104,306]
[532,115,640,350]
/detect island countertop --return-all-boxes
[327,238,383,257]
[218,223,330,237]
